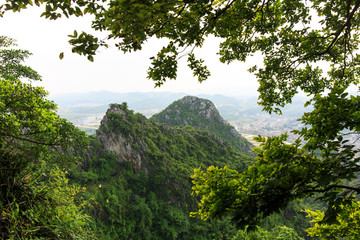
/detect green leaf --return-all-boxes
[87,55,94,62]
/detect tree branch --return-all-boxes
[4,134,60,147]
[306,184,360,194]
[300,0,360,62]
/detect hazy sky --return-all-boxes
[1,6,260,98]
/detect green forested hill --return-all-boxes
[151,96,254,155]
[70,102,254,239]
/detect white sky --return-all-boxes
[1,6,260,98]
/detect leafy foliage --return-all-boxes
[0,36,93,239]
[2,0,359,97]
[191,130,360,229]
[306,197,360,239]
[0,36,41,81]
[259,198,325,239]
[172,1,360,237]
[233,225,304,240]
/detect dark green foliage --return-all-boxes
[70,103,253,239]
[0,36,93,239]
[260,199,326,240]
[233,225,305,240]
[69,138,120,185]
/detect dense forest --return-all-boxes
[74,101,318,239]
[69,102,254,239]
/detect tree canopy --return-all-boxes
[2,0,359,97]
[0,36,92,239]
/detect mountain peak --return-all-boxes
[178,96,224,121]
[151,96,253,154]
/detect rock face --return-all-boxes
[96,103,149,173]
[151,96,254,154]
[154,96,226,128]
[178,96,225,124]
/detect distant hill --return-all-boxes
[151,96,254,154]
[52,91,310,138]
[51,91,187,110]
[52,91,308,117]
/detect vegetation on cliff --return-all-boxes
[151,96,253,154]
[69,102,253,239]
[0,36,93,239]
[0,40,304,238]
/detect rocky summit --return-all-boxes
[151,96,254,154]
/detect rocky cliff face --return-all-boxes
[96,103,150,173]
[177,96,226,124]
[155,96,226,129]
[151,96,254,155]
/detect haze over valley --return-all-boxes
[53,91,309,144]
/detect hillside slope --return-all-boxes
[70,102,253,239]
[151,96,254,154]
